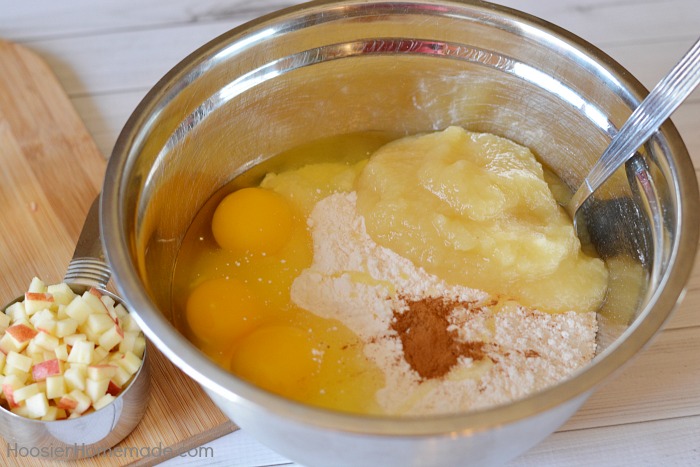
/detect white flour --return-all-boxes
[291,192,597,415]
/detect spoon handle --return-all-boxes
[63,194,112,289]
[568,36,700,217]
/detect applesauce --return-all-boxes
[172,127,608,415]
[355,126,608,313]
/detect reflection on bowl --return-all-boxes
[101,1,699,466]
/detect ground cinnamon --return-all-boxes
[391,296,486,380]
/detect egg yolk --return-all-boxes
[229,325,316,392]
[211,187,294,254]
[186,277,263,346]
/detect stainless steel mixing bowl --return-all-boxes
[100,1,699,465]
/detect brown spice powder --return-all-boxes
[391,296,486,380]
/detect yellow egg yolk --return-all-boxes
[229,325,316,392]
[185,277,263,346]
[211,187,294,254]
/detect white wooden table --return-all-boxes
[3,1,699,466]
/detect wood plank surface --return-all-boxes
[0,40,236,466]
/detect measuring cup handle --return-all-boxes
[63,194,112,289]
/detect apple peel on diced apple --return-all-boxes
[1,324,39,354]
[0,278,145,420]
[32,359,62,381]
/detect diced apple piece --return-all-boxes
[30,352,46,365]
[67,340,94,365]
[24,292,54,316]
[67,389,91,414]
[113,304,129,320]
[133,336,146,359]
[28,277,47,293]
[92,346,108,364]
[121,315,141,334]
[115,351,142,376]
[64,333,86,346]
[33,331,60,351]
[56,304,68,320]
[0,334,20,355]
[35,319,57,335]
[2,324,38,353]
[68,362,88,372]
[32,359,62,381]
[4,302,27,323]
[7,350,33,373]
[25,392,50,418]
[13,382,40,403]
[108,308,119,324]
[29,308,54,327]
[9,318,31,330]
[64,366,86,391]
[5,323,38,343]
[82,290,107,314]
[25,338,42,356]
[55,343,69,361]
[98,325,124,351]
[86,377,109,404]
[119,332,146,358]
[81,328,99,345]
[24,292,53,301]
[112,366,131,387]
[88,364,117,381]
[100,294,116,310]
[56,394,78,411]
[0,311,10,333]
[46,375,67,399]
[0,351,5,373]
[93,393,116,411]
[2,374,23,407]
[106,380,121,396]
[3,365,29,383]
[41,405,60,421]
[55,318,78,338]
[119,332,135,354]
[65,297,92,325]
[85,313,114,336]
[47,283,76,306]
[11,405,32,418]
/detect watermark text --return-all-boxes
[6,442,214,460]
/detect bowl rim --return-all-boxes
[101,0,700,436]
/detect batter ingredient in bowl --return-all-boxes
[173,127,607,415]
[291,192,597,414]
[355,126,608,313]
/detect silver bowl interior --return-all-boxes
[101,0,698,451]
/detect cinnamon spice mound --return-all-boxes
[391,296,485,379]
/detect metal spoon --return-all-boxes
[567,37,700,232]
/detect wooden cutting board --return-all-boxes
[0,40,236,466]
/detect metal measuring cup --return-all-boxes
[0,196,150,460]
